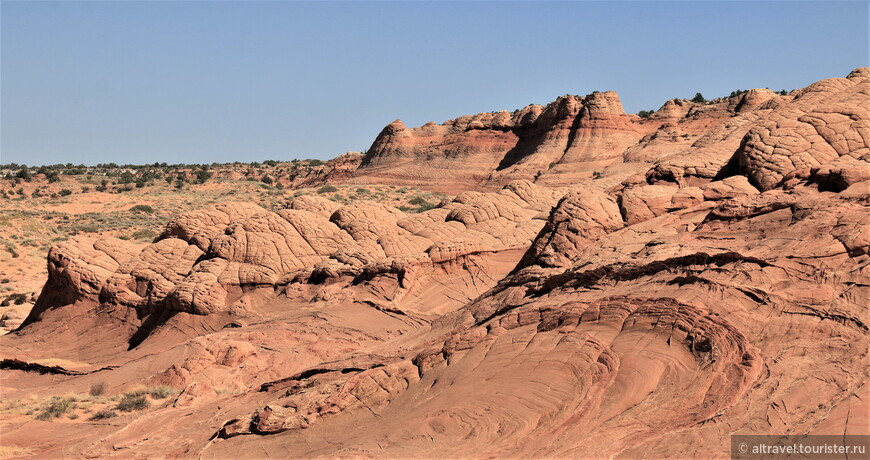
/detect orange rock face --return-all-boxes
[1,68,868,459]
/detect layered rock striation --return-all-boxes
[2,68,868,459]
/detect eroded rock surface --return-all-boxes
[2,68,868,460]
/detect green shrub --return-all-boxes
[130,204,154,214]
[691,92,706,103]
[317,185,338,194]
[637,110,654,118]
[116,394,149,412]
[59,189,73,197]
[408,196,427,206]
[5,293,27,305]
[36,396,74,421]
[89,409,117,420]
[195,169,212,184]
[15,168,32,182]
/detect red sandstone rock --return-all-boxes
[2,68,868,460]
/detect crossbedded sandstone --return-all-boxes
[2,68,867,459]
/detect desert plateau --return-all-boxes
[0,64,868,458]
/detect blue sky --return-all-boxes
[2,1,867,166]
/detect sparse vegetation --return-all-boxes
[116,394,149,412]
[691,92,707,103]
[0,161,452,310]
[148,385,180,399]
[132,229,158,241]
[89,408,118,420]
[35,396,74,421]
[130,204,155,214]
[89,382,107,397]
[637,110,654,118]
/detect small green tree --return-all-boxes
[691,93,706,103]
[15,168,31,182]
[195,169,212,184]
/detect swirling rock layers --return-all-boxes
[2,68,868,459]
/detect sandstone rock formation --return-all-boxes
[1,68,867,459]
[346,85,797,192]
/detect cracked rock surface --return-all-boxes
[1,68,868,459]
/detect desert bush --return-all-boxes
[35,396,74,421]
[195,169,212,184]
[691,92,706,103]
[75,224,100,233]
[5,243,18,258]
[89,409,117,420]
[130,204,154,214]
[317,185,338,194]
[638,110,654,118]
[15,168,31,182]
[5,293,27,305]
[89,382,107,397]
[116,394,149,412]
[59,189,73,197]
[131,229,158,241]
[148,385,180,399]
[408,196,428,206]
[124,385,149,397]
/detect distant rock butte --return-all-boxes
[1,68,868,459]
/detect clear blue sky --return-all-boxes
[2,1,867,166]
